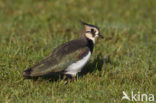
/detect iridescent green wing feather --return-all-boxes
[30,47,89,76]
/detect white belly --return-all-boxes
[65,51,91,76]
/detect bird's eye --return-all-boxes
[91,29,94,33]
[91,29,95,37]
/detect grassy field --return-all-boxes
[0,0,156,103]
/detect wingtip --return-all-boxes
[23,68,32,77]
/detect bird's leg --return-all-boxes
[72,76,75,81]
[63,74,66,80]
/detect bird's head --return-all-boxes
[82,22,103,43]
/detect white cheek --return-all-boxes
[90,38,95,43]
[85,33,95,43]
[95,30,99,35]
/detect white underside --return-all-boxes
[65,51,91,76]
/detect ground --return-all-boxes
[0,0,156,103]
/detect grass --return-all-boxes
[0,0,156,103]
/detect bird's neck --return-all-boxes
[79,36,94,53]
[86,38,94,53]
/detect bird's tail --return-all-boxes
[23,68,32,77]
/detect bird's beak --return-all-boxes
[98,33,104,38]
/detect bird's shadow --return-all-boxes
[24,53,110,82]
[78,53,104,77]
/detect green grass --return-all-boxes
[0,0,156,103]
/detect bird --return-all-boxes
[23,22,103,79]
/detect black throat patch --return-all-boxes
[87,38,94,53]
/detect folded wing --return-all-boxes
[23,38,89,77]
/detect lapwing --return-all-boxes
[23,22,103,79]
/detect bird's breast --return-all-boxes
[65,51,91,76]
